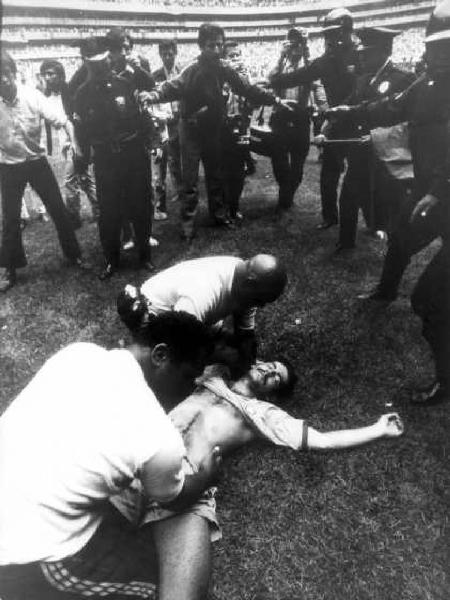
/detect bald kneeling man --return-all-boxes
[112,360,404,600]
[118,254,288,372]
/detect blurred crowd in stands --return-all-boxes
[89,0,417,6]
[12,28,425,84]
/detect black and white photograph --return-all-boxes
[0,0,449,598]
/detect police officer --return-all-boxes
[269,28,311,215]
[269,8,358,229]
[72,38,153,280]
[330,0,450,405]
[141,23,292,242]
[334,26,415,251]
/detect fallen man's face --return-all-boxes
[248,360,289,396]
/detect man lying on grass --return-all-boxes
[111,358,404,600]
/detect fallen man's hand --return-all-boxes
[378,413,404,437]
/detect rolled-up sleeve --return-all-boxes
[140,431,186,503]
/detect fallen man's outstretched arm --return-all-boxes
[306,413,404,451]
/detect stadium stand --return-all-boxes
[2,0,436,80]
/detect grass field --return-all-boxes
[1,152,449,600]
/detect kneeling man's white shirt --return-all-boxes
[140,256,256,331]
[0,342,185,565]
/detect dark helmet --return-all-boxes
[426,0,450,43]
[321,7,353,34]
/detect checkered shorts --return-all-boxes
[0,505,158,600]
[40,561,156,598]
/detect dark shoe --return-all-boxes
[244,161,256,177]
[335,242,355,253]
[411,382,449,406]
[139,260,156,273]
[357,288,396,303]
[0,269,16,293]
[316,220,338,230]
[230,211,244,226]
[212,217,234,229]
[98,263,116,281]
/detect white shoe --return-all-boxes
[123,239,135,251]
[149,236,160,247]
[154,209,168,221]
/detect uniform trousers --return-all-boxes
[179,119,229,237]
[411,241,450,387]
[0,157,81,269]
[93,140,151,267]
[376,195,445,300]
[319,144,345,225]
[270,123,310,211]
[338,145,374,247]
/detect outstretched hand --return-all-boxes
[378,413,404,438]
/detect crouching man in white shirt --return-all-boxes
[0,311,218,600]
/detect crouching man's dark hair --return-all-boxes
[139,311,214,366]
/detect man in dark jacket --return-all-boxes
[329,0,450,405]
[141,23,292,241]
[268,28,312,215]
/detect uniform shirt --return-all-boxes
[140,256,256,331]
[152,54,275,127]
[0,84,67,165]
[361,74,450,205]
[346,60,416,137]
[0,343,185,565]
[72,74,142,146]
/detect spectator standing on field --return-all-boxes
[152,39,183,221]
[0,51,86,293]
[40,59,99,229]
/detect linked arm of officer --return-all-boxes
[325,77,416,129]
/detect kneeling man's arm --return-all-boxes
[307,413,404,451]
[140,434,221,511]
